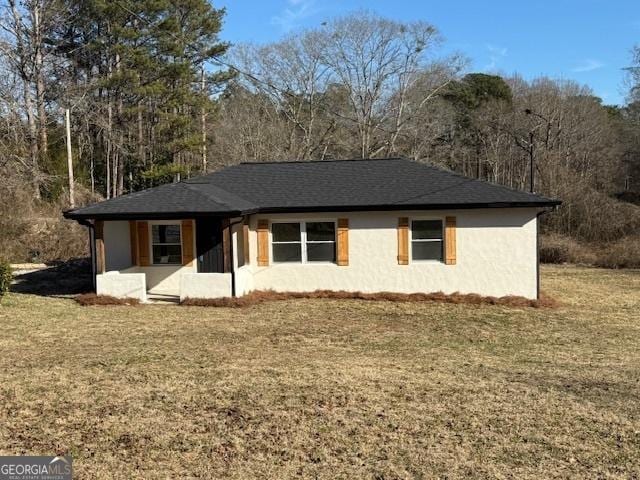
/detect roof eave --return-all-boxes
[63,200,561,221]
[63,209,256,221]
[254,200,561,214]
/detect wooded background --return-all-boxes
[1,1,639,266]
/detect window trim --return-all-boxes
[270,220,337,265]
[409,217,445,264]
[149,220,183,266]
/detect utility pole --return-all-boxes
[65,108,75,208]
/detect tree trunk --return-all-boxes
[65,108,75,208]
[33,1,48,160]
[201,66,207,173]
[116,52,124,196]
[10,0,40,199]
[137,101,145,168]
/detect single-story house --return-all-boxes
[64,158,560,302]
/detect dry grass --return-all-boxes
[0,265,639,479]
[183,289,558,309]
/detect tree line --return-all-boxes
[0,3,639,262]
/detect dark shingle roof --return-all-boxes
[65,158,560,220]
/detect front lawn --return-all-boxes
[0,266,638,479]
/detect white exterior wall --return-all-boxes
[180,273,232,301]
[104,221,132,271]
[121,265,195,294]
[240,209,539,299]
[99,208,539,300]
[96,272,147,302]
[101,219,197,296]
[235,266,254,296]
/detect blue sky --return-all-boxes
[216,0,640,106]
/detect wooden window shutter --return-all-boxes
[397,217,409,265]
[337,218,349,266]
[129,221,138,266]
[445,216,457,265]
[181,220,195,267]
[243,219,250,266]
[137,221,150,266]
[257,219,269,266]
[95,220,105,274]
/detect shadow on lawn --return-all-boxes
[11,258,93,297]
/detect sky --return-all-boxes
[216,0,640,106]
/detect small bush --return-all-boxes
[0,260,12,301]
[182,290,558,309]
[75,293,140,306]
[539,234,596,265]
[594,236,640,269]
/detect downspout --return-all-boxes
[77,218,96,290]
[227,217,244,297]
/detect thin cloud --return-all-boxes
[272,0,319,32]
[484,44,507,70]
[572,59,604,73]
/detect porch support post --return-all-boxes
[222,218,231,273]
[95,220,105,274]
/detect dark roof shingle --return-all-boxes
[65,158,560,219]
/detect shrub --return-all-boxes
[539,234,596,265]
[0,260,12,301]
[0,176,92,263]
[542,180,640,243]
[594,236,640,269]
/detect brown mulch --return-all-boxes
[75,293,140,306]
[181,289,558,309]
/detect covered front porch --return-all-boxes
[92,216,249,302]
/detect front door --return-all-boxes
[196,218,224,273]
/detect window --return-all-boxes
[151,224,182,265]
[272,222,302,262]
[411,220,443,261]
[306,222,336,262]
[271,221,336,263]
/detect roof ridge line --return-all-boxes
[181,181,258,210]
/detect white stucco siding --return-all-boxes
[96,272,146,302]
[103,221,132,271]
[244,209,539,299]
[101,219,197,296]
[180,273,232,301]
[235,265,254,296]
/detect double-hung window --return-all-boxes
[271,221,336,263]
[411,220,443,262]
[151,224,182,265]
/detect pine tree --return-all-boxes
[52,0,232,195]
